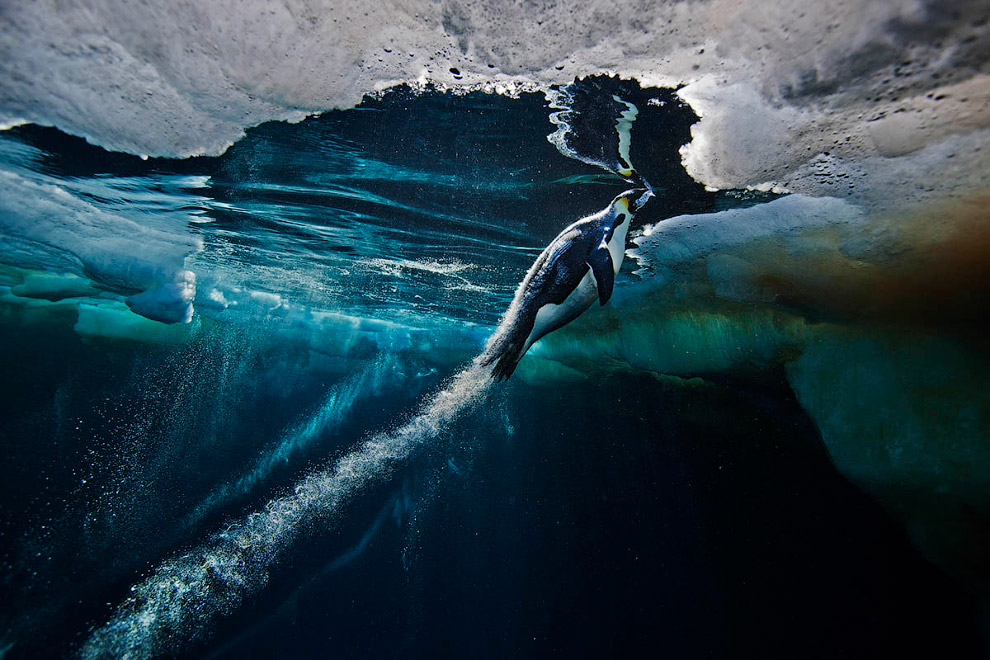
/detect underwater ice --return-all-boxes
[524,189,990,596]
[0,167,201,324]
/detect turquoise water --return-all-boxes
[0,81,985,658]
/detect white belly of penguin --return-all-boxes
[525,272,598,352]
[523,216,630,354]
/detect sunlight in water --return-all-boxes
[183,354,399,529]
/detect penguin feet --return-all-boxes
[480,339,524,381]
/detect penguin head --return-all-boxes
[612,188,654,215]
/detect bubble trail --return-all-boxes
[81,362,493,659]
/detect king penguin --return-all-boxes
[480,188,653,380]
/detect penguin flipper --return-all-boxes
[588,246,615,306]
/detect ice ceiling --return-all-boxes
[0,0,987,211]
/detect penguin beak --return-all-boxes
[629,188,654,213]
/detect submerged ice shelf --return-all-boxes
[525,191,990,597]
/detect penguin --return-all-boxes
[480,188,653,380]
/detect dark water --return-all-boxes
[0,81,982,658]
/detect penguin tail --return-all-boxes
[479,339,525,381]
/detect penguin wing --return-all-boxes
[528,232,589,304]
[587,240,615,305]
